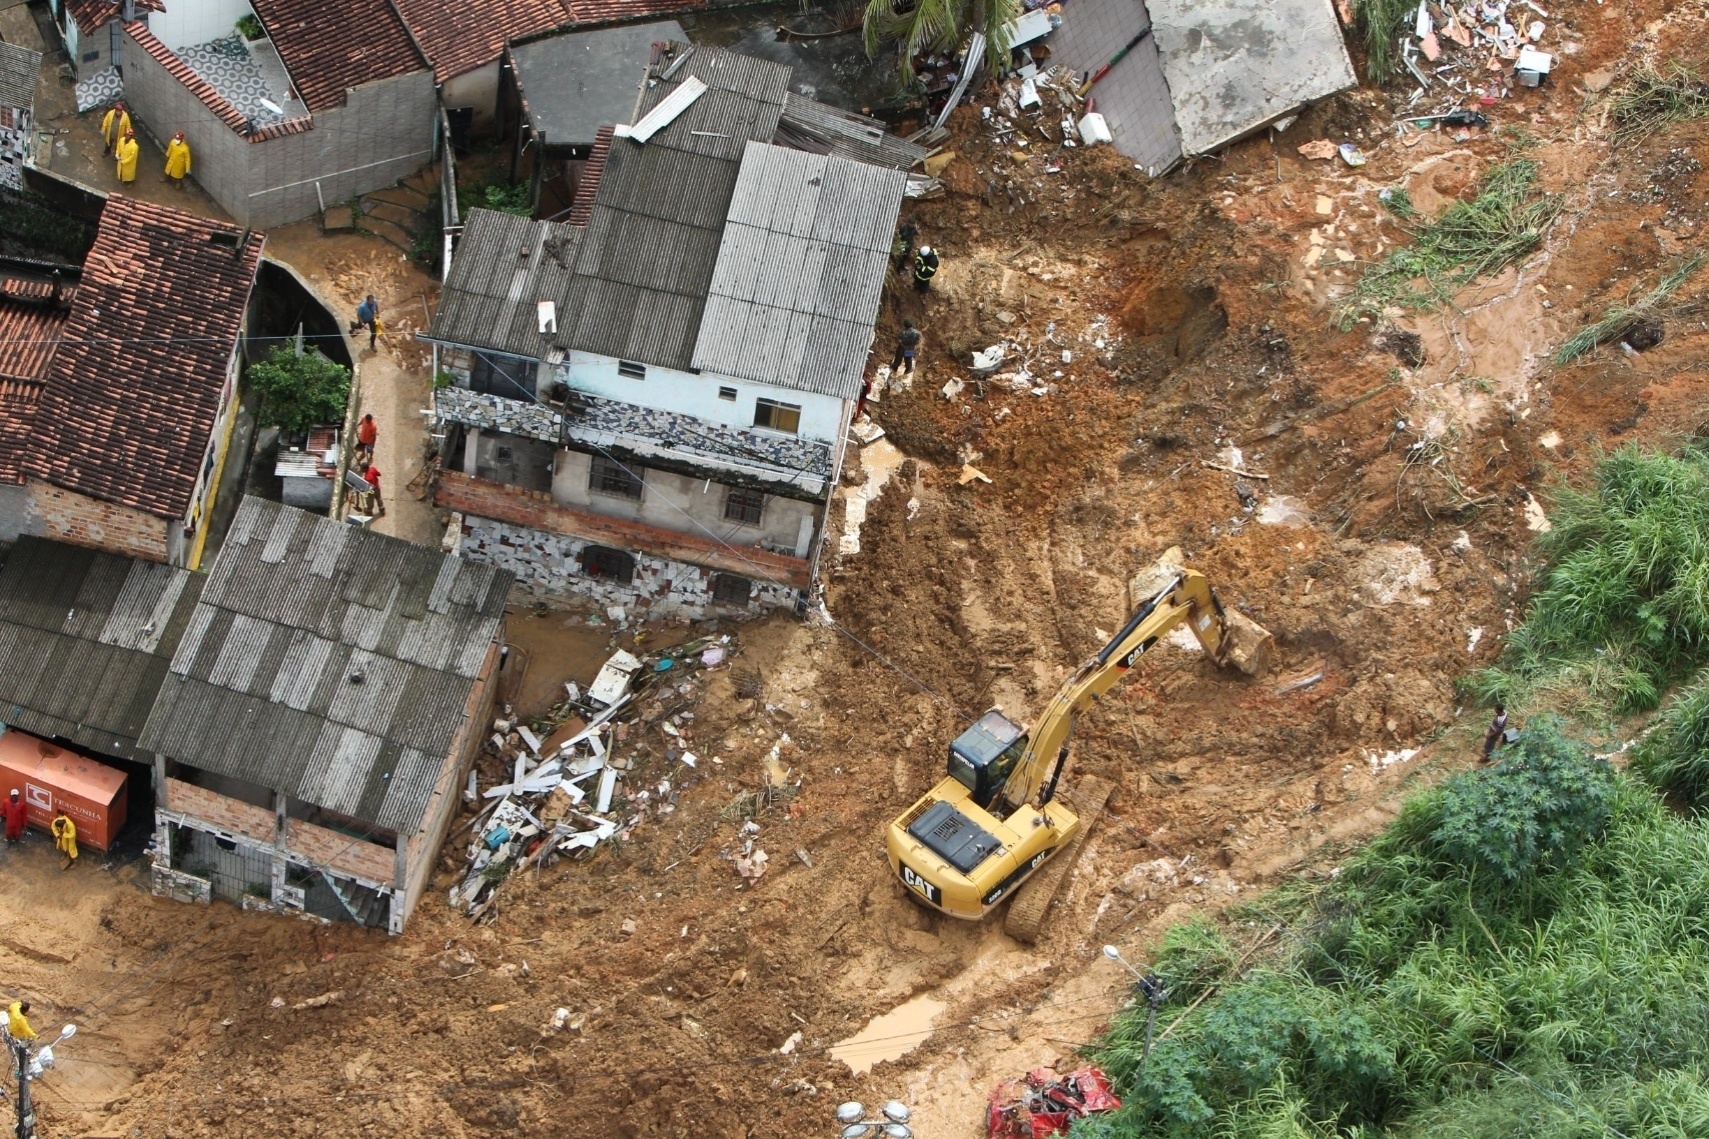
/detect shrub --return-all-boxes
[458,181,531,221]
[1429,716,1616,881]
[246,345,350,435]
[1629,670,1709,809]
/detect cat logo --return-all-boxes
[899,863,941,906]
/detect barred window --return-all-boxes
[724,487,765,526]
[581,546,635,584]
[712,573,753,605]
[590,456,643,499]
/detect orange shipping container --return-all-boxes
[0,728,128,851]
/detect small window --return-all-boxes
[590,456,643,499]
[712,573,753,605]
[718,386,738,401]
[617,360,647,380]
[724,487,765,526]
[581,546,636,584]
[754,398,801,434]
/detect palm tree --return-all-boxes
[863,0,1020,82]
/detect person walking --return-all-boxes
[50,810,77,870]
[3,789,25,845]
[5,1000,36,1043]
[350,295,379,349]
[913,245,940,292]
[363,463,385,518]
[164,131,192,189]
[355,413,378,464]
[892,319,922,374]
[99,102,130,156]
[1481,704,1509,762]
[115,128,139,185]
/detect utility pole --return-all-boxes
[12,1036,32,1139]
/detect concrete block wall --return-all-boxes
[118,30,256,222]
[25,480,173,564]
[61,14,113,80]
[165,777,277,845]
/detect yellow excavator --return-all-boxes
[885,559,1273,942]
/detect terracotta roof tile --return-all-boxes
[393,0,703,81]
[0,291,62,489]
[23,197,264,520]
[124,23,250,134]
[566,125,612,227]
[564,0,704,25]
[0,380,41,486]
[65,0,160,35]
[251,0,428,113]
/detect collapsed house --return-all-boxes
[139,497,511,932]
[422,45,919,620]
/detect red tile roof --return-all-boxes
[23,197,265,520]
[565,125,612,227]
[391,0,705,81]
[0,290,64,488]
[565,0,703,24]
[0,380,42,486]
[251,0,428,113]
[65,0,161,35]
[125,23,316,140]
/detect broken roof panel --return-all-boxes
[691,142,904,400]
[0,538,203,761]
[775,94,930,171]
[507,21,684,150]
[139,498,511,835]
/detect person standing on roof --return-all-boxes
[164,131,192,189]
[913,245,940,292]
[3,790,25,846]
[100,102,130,156]
[5,1000,36,1043]
[50,810,76,870]
[892,319,922,374]
[355,413,378,464]
[115,129,139,185]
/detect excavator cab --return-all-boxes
[947,710,1028,811]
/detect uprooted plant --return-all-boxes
[1610,62,1709,145]
[1553,253,1703,364]
[1335,159,1564,330]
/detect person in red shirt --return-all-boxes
[355,413,377,464]
[4,789,27,845]
[363,463,385,518]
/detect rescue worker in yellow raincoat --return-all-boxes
[115,128,139,185]
[164,130,191,188]
[99,101,130,155]
[5,1000,36,1043]
[50,810,76,870]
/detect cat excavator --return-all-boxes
[885,558,1273,942]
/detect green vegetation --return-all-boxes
[1553,254,1702,364]
[1630,674,1709,810]
[1336,160,1563,330]
[1349,0,1415,85]
[1461,445,1709,718]
[1610,63,1709,145]
[1377,187,1414,220]
[1078,729,1709,1139]
[236,13,265,40]
[458,180,531,222]
[863,0,1019,81]
[246,345,351,435]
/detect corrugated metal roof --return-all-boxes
[775,94,929,171]
[509,22,683,149]
[691,142,905,400]
[138,497,511,836]
[429,209,582,360]
[0,538,203,761]
[0,41,40,112]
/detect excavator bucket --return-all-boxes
[1219,608,1273,677]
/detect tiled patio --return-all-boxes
[176,34,299,127]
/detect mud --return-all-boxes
[16,1,1709,1136]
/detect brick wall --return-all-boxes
[164,778,278,844]
[286,817,397,886]
[26,480,173,564]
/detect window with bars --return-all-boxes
[590,455,643,499]
[724,487,765,526]
[712,573,753,605]
[617,360,646,379]
[754,398,801,434]
[581,546,636,584]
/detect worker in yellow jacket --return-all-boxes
[164,130,191,188]
[5,1001,36,1042]
[115,129,139,185]
[50,810,76,870]
[100,101,130,155]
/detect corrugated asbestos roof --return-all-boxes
[691,142,905,400]
[139,498,511,836]
[509,21,683,150]
[556,44,790,370]
[428,209,582,361]
[775,94,929,171]
[0,537,203,762]
[0,41,40,112]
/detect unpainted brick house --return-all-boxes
[422,46,915,621]
[139,497,511,932]
[0,195,261,567]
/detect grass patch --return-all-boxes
[1462,445,1709,719]
[1610,63,1709,145]
[1553,253,1703,364]
[1629,674,1709,810]
[1350,0,1415,85]
[1335,160,1563,330]
[1078,725,1709,1139]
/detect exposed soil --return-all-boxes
[18,2,1709,1137]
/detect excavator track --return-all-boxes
[1004,776,1114,944]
